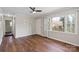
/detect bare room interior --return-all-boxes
[0,7,79,52]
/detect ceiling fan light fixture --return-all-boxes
[33,11,36,14]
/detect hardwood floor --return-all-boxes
[0,34,79,52]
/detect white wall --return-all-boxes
[0,8,3,45]
[36,19,42,34]
[31,19,36,34]
[35,8,79,46]
[35,18,45,36]
[15,15,35,38]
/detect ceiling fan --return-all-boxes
[29,7,42,13]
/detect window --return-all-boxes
[66,14,75,33]
[51,17,65,31]
[49,14,76,33]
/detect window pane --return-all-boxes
[67,24,71,32]
[67,14,75,33]
[51,17,65,31]
[72,24,75,32]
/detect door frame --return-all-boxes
[2,15,16,36]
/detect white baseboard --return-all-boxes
[40,35,79,46]
[50,37,79,46]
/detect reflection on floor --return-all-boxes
[0,34,79,52]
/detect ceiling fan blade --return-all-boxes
[35,10,42,12]
[29,7,35,11]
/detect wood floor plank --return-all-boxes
[0,34,79,52]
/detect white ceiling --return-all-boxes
[1,7,63,18]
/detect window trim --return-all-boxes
[49,13,77,34]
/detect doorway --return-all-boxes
[3,15,15,37]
